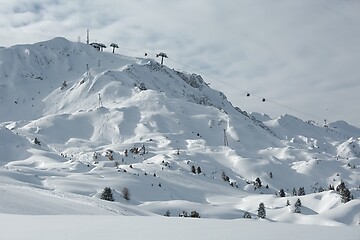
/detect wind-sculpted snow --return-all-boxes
[337,138,360,159]
[0,38,359,228]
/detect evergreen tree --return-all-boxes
[279,188,285,197]
[164,209,171,217]
[254,177,262,188]
[179,211,188,217]
[191,165,196,174]
[190,211,201,218]
[100,187,114,202]
[33,137,41,146]
[336,181,351,203]
[294,199,302,213]
[243,211,252,219]
[60,80,67,90]
[298,187,306,196]
[257,202,266,219]
[336,181,346,192]
[292,187,297,196]
[340,187,351,203]
[196,166,202,174]
[221,170,230,182]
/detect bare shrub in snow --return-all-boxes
[122,187,130,200]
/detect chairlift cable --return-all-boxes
[167,58,324,122]
[110,44,325,123]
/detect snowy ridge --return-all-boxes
[0,38,359,229]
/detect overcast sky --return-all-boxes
[1,0,359,127]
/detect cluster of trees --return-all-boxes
[124,144,147,157]
[244,199,305,220]
[291,187,306,196]
[254,177,262,189]
[220,170,238,188]
[179,210,200,218]
[100,187,130,201]
[60,80,67,90]
[164,210,201,218]
[99,182,351,220]
[191,165,202,174]
[278,187,305,197]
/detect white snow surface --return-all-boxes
[0,38,359,238]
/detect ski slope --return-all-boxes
[0,38,359,238]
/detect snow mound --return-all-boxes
[337,137,360,158]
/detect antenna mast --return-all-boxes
[98,93,103,108]
[223,129,229,147]
[86,29,89,44]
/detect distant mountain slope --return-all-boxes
[0,38,359,226]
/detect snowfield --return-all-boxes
[0,215,359,240]
[0,38,359,239]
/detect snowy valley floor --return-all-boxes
[0,215,359,240]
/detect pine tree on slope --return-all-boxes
[336,181,351,203]
[298,187,306,196]
[100,187,114,202]
[279,188,285,197]
[257,202,266,219]
[243,211,252,219]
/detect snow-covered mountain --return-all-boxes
[0,38,359,228]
